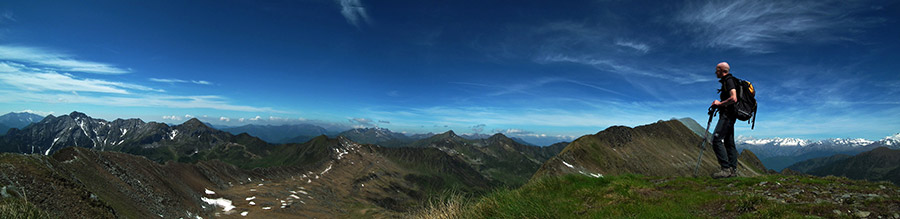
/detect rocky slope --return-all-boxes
[337,127,414,147]
[0,134,497,218]
[533,119,768,179]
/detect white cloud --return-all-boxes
[150,78,213,85]
[677,0,881,53]
[0,62,163,94]
[0,45,130,74]
[219,117,231,122]
[250,115,262,121]
[239,118,245,122]
[162,115,181,121]
[15,109,54,116]
[337,0,371,27]
[185,114,193,118]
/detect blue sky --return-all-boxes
[1,0,898,143]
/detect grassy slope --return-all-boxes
[417,174,900,218]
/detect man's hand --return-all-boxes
[712,100,722,107]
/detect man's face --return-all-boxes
[715,68,726,78]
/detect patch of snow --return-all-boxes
[262,207,271,210]
[248,178,252,182]
[578,171,603,178]
[321,164,333,175]
[562,161,574,168]
[201,197,235,212]
[257,183,263,186]
[204,188,216,195]
[245,196,256,201]
[45,144,53,156]
[307,179,312,183]
[361,184,365,187]
[250,189,256,192]
[121,128,128,137]
[169,129,179,140]
[249,201,255,206]
[241,211,248,216]
[297,190,307,195]
[52,137,60,146]
[290,194,300,199]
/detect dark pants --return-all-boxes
[712,112,738,169]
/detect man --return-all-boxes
[711,62,738,179]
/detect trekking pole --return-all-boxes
[694,106,718,177]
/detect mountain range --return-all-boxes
[785,147,900,185]
[737,134,900,171]
[221,123,338,143]
[4,111,898,218]
[0,111,565,217]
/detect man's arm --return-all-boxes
[712,89,737,106]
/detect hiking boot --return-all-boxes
[711,168,731,179]
[729,167,738,178]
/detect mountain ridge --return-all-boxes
[534,119,768,180]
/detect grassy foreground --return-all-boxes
[412,174,900,218]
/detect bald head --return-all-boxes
[716,62,730,78]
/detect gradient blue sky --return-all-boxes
[1,0,898,142]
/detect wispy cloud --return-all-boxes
[150,78,213,85]
[537,54,710,84]
[0,11,15,24]
[0,46,283,113]
[0,62,162,94]
[0,90,286,113]
[219,117,230,122]
[471,124,486,133]
[336,0,371,28]
[348,117,374,127]
[677,0,882,53]
[0,45,130,74]
[452,77,628,97]
[615,40,650,53]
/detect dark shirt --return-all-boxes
[718,74,737,115]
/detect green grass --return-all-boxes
[0,198,55,219]
[413,174,900,218]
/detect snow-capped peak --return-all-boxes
[821,138,873,147]
[741,137,811,147]
[879,133,900,146]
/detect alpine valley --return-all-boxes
[1,112,899,218]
